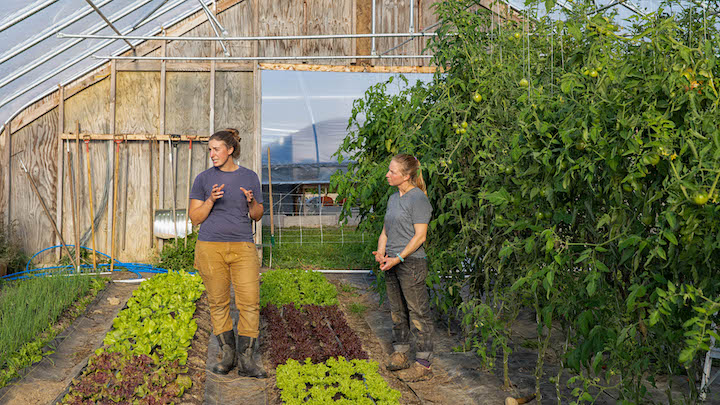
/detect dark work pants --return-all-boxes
[384,257,434,361]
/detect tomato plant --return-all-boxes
[332,0,720,403]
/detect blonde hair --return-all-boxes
[392,154,427,195]
[209,128,241,158]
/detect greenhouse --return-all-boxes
[1,0,720,404]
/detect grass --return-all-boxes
[0,222,28,277]
[0,273,106,387]
[348,302,368,316]
[262,226,376,270]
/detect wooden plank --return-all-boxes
[304,0,353,64]
[11,109,59,264]
[214,72,254,148]
[166,72,211,136]
[3,125,11,233]
[119,141,153,261]
[116,60,254,72]
[159,41,166,214]
[115,72,160,135]
[217,0,254,57]
[375,0,414,66]
[61,134,210,141]
[108,62,116,248]
[55,86,64,261]
[64,78,111,134]
[258,0,304,62]
[355,0,372,66]
[210,62,216,134]
[259,62,436,73]
[0,128,8,231]
[166,22,214,58]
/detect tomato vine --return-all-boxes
[332,0,720,402]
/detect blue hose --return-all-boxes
[0,245,187,281]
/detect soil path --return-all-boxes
[0,281,138,405]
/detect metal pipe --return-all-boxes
[589,0,628,16]
[94,54,433,61]
[83,0,136,51]
[132,0,169,29]
[0,0,192,125]
[371,0,377,55]
[0,0,58,33]
[381,20,441,56]
[198,0,230,56]
[197,0,228,36]
[0,0,114,65]
[58,32,439,41]
[0,0,156,92]
[0,0,183,110]
[409,0,414,33]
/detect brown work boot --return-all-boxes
[386,351,411,371]
[397,361,433,382]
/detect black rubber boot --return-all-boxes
[237,335,267,378]
[211,331,236,375]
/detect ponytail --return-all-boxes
[392,154,427,195]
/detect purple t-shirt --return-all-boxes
[189,165,263,242]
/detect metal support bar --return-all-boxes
[0,0,156,92]
[0,0,114,65]
[197,0,229,36]
[58,32,439,41]
[0,0,58,33]
[84,0,136,52]
[589,0,628,16]
[132,0,169,29]
[0,0,178,110]
[198,0,230,56]
[94,54,433,61]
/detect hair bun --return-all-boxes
[225,128,240,140]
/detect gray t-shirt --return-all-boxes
[384,187,432,259]
[189,165,263,242]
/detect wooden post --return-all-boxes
[74,122,81,270]
[110,138,120,272]
[184,138,193,247]
[209,59,215,167]
[4,122,11,236]
[84,136,97,272]
[55,85,64,261]
[108,60,116,254]
[253,0,262,252]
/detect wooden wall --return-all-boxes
[1,0,507,264]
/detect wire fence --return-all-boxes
[261,191,368,246]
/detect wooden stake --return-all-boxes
[66,140,80,271]
[267,147,275,244]
[55,85,64,261]
[169,139,178,243]
[110,139,121,272]
[84,136,97,272]
[18,157,77,270]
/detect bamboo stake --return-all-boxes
[18,157,77,270]
[84,137,97,272]
[110,139,121,272]
[66,140,80,272]
[184,137,194,247]
[74,122,81,271]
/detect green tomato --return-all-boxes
[648,154,660,166]
[452,123,459,129]
[519,78,530,88]
[504,166,513,175]
[575,141,587,151]
[472,92,482,103]
[590,70,598,78]
[622,183,633,192]
[461,121,468,129]
[693,193,709,205]
[535,211,545,220]
[514,32,521,39]
[459,128,467,134]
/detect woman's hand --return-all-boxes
[372,250,386,264]
[379,256,401,272]
[210,183,225,202]
[240,187,254,204]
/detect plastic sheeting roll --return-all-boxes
[154,209,192,239]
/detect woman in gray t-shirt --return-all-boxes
[373,154,434,382]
